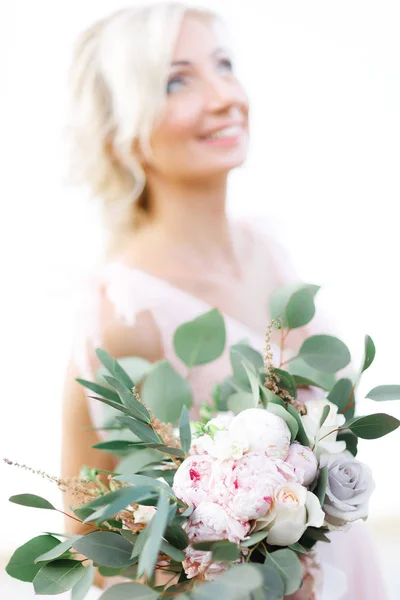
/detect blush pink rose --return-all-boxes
[172,455,213,508]
[285,442,318,486]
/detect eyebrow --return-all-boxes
[170,47,229,67]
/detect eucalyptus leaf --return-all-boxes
[138,493,170,577]
[99,582,160,599]
[366,385,400,402]
[260,386,286,407]
[97,356,151,387]
[114,474,175,497]
[71,564,95,600]
[6,535,60,582]
[211,541,240,562]
[288,358,336,390]
[292,374,329,391]
[230,344,263,390]
[165,520,189,550]
[285,285,321,329]
[361,335,376,373]
[33,560,85,595]
[173,308,226,367]
[286,404,311,447]
[298,335,351,374]
[264,549,302,595]
[35,536,80,563]
[251,564,285,600]
[269,282,308,329]
[347,413,400,439]
[9,494,56,511]
[227,391,256,413]
[337,431,358,456]
[83,486,158,523]
[240,530,268,548]
[267,404,299,442]
[319,405,331,428]
[272,368,297,399]
[192,563,263,600]
[160,540,186,562]
[315,466,328,504]
[93,440,143,452]
[179,405,191,454]
[141,361,193,424]
[73,532,136,567]
[328,378,354,416]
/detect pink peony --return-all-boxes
[172,455,214,508]
[285,442,318,486]
[183,501,250,580]
[210,452,287,521]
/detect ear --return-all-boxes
[132,137,147,167]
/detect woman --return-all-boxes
[61,4,387,598]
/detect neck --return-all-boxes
[142,175,235,264]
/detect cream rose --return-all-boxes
[228,408,291,460]
[256,482,324,546]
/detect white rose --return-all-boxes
[228,408,291,460]
[301,399,346,457]
[320,451,375,528]
[256,482,324,546]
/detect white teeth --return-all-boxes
[207,126,241,139]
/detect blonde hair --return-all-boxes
[67,2,218,256]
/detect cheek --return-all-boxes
[158,95,203,142]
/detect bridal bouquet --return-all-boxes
[6,283,400,599]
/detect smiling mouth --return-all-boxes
[202,125,244,140]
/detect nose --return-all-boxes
[203,73,241,114]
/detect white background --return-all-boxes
[1,1,399,597]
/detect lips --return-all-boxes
[201,124,244,140]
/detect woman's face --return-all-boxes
[145,15,249,183]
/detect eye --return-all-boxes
[217,57,234,73]
[166,75,186,94]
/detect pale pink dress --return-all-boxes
[72,219,388,599]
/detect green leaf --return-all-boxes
[93,440,144,452]
[96,349,135,390]
[192,540,240,561]
[192,563,263,600]
[114,474,175,498]
[361,335,376,373]
[347,413,400,439]
[71,564,95,600]
[118,416,160,444]
[285,285,321,329]
[288,542,309,554]
[141,361,193,424]
[286,403,311,447]
[272,368,297,399]
[319,404,331,428]
[288,358,336,390]
[138,493,170,578]
[337,431,358,456]
[264,549,302,595]
[73,532,136,567]
[35,537,80,563]
[159,540,186,562]
[227,391,256,414]
[76,378,121,403]
[179,405,191,454]
[173,308,226,367]
[302,527,331,544]
[87,395,133,418]
[116,448,164,475]
[292,374,329,391]
[164,520,189,550]
[298,335,351,373]
[83,486,158,524]
[328,378,354,416]
[6,535,60,582]
[104,376,150,422]
[216,377,238,411]
[253,564,285,600]
[97,356,151,388]
[99,583,160,599]
[230,344,263,390]
[240,530,269,548]
[260,386,286,407]
[9,494,56,510]
[267,404,299,442]
[366,385,400,402]
[315,465,329,504]
[33,560,85,595]
[269,282,309,329]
